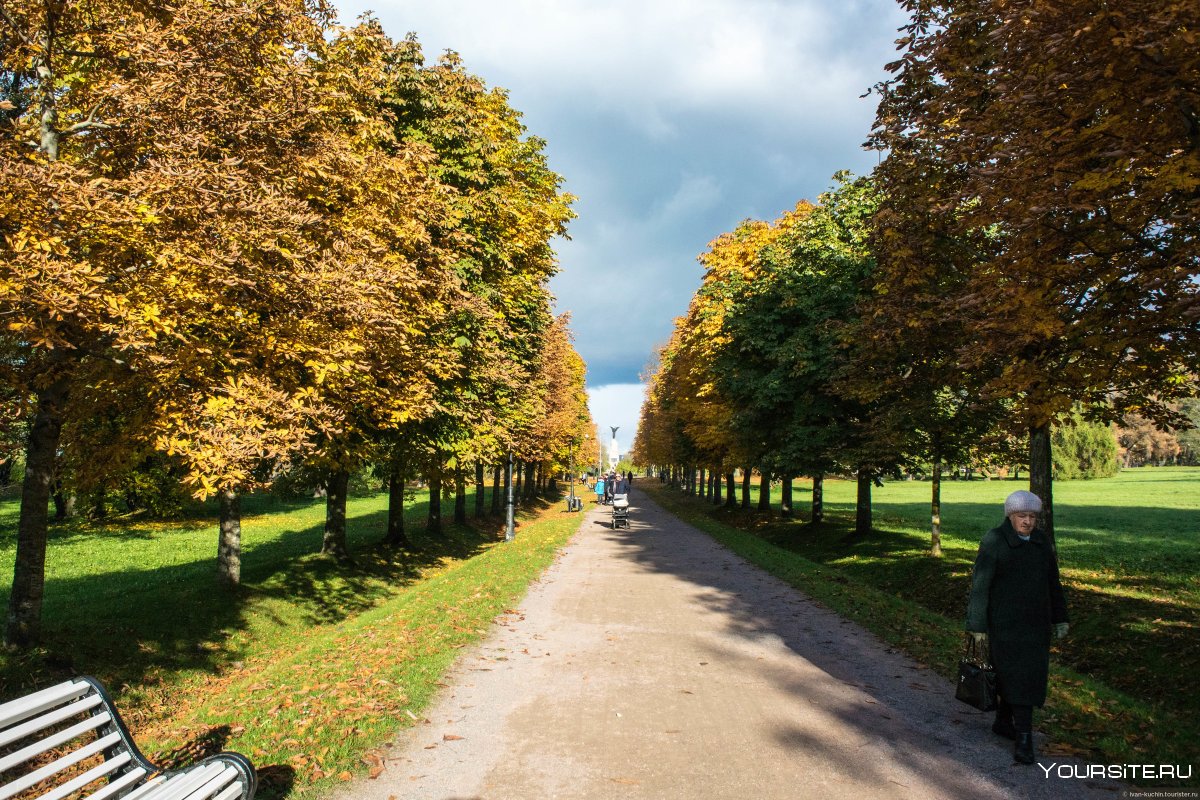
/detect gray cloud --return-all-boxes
[336,0,908,389]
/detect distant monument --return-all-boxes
[609,426,620,469]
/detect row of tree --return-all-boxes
[1,0,593,646]
[631,0,1198,552]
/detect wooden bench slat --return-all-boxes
[0,681,90,732]
[211,782,245,800]
[76,765,149,800]
[130,762,225,800]
[1,677,254,800]
[0,694,105,749]
[0,732,124,800]
[0,710,112,773]
[177,765,240,800]
[27,751,131,800]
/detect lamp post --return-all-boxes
[567,438,577,512]
[505,450,515,541]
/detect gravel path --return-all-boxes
[332,486,1123,800]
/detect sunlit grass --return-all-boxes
[645,467,1199,782]
[0,487,583,797]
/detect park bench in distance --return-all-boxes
[0,676,256,800]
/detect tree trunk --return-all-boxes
[524,462,536,501]
[91,490,107,520]
[491,465,502,515]
[741,469,751,508]
[0,459,11,487]
[513,460,523,499]
[52,483,72,520]
[713,469,723,505]
[758,470,771,512]
[1029,423,1055,544]
[475,462,486,518]
[930,457,943,557]
[6,377,68,647]
[855,468,872,536]
[322,469,351,560]
[385,459,409,548]
[812,473,824,523]
[217,488,242,585]
[427,468,442,536]
[725,472,736,507]
[780,476,793,518]
[454,465,467,525]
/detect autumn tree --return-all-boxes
[870,0,1200,539]
[1,0,366,641]
[374,40,574,537]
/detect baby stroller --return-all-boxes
[611,493,630,529]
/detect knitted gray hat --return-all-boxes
[1004,490,1043,516]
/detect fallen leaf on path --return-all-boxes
[610,778,640,785]
[443,734,465,741]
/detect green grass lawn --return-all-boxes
[644,467,1200,778]
[0,486,583,797]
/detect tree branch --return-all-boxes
[60,104,111,137]
[0,0,34,47]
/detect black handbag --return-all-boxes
[955,636,997,711]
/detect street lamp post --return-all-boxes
[505,450,515,541]
[567,438,577,512]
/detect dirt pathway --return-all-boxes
[332,487,1121,799]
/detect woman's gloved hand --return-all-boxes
[967,631,988,646]
[1053,622,1069,639]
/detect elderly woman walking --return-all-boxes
[965,490,1069,764]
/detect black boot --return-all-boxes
[1014,732,1036,764]
[992,709,1017,740]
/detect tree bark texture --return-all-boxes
[758,471,771,512]
[1029,424,1055,544]
[523,462,536,501]
[454,466,467,525]
[741,469,751,508]
[385,460,409,548]
[52,485,73,520]
[217,489,242,585]
[491,465,502,515]
[713,469,723,505]
[855,469,872,536]
[811,473,824,523]
[780,477,793,518]
[6,378,68,646]
[475,462,486,518]
[427,469,442,536]
[930,457,943,557]
[322,469,351,560]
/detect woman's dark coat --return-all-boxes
[965,518,1068,706]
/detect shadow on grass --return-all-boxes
[0,492,532,703]
[654,484,1200,733]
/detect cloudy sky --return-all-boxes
[335,0,910,455]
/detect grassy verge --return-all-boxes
[642,472,1199,783]
[1,488,583,797]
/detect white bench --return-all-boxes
[0,677,255,800]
